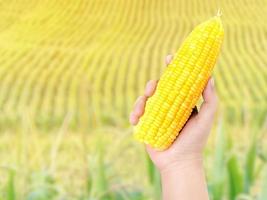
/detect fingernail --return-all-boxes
[129,113,137,125]
[210,77,215,88]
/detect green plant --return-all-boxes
[6,168,16,200]
[209,118,226,200]
[146,154,161,200]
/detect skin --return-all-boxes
[129,55,218,200]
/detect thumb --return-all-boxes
[197,77,218,126]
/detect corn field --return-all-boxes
[0,0,266,199]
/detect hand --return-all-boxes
[129,54,218,173]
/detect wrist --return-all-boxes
[160,157,204,178]
[160,157,209,200]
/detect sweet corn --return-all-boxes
[134,16,224,150]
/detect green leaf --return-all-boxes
[86,171,93,196]
[227,154,243,200]
[6,169,16,200]
[113,190,144,200]
[210,118,226,200]
[258,167,267,200]
[146,154,155,185]
[244,137,257,193]
[26,171,58,200]
[145,154,161,200]
[91,136,110,200]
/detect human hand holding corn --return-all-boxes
[130,54,218,171]
[129,55,217,200]
[129,16,223,199]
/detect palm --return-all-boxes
[146,111,207,171]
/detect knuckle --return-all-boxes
[147,80,154,86]
[134,96,143,106]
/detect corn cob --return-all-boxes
[134,16,224,150]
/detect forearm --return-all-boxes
[160,159,209,200]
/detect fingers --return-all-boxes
[129,80,157,125]
[129,96,147,125]
[197,77,218,124]
[165,54,173,65]
[144,80,158,97]
[130,79,158,125]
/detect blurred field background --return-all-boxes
[0,0,266,199]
